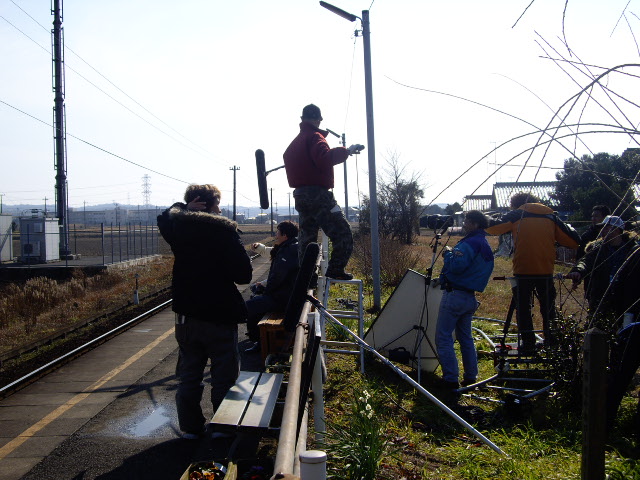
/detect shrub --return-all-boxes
[351,234,426,288]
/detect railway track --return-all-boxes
[0,252,265,396]
[0,292,174,397]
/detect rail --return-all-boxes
[0,299,172,397]
[272,295,313,477]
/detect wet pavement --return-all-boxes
[0,255,270,480]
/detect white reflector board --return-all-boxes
[363,269,442,373]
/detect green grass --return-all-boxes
[317,233,640,479]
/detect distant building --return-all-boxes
[463,181,559,213]
[67,206,161,226]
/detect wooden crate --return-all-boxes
[258,312,293,362]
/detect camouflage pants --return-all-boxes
[293,186,353,271]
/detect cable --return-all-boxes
[3,6,223,165]
[0,98,189,184]
[342,30,358,132]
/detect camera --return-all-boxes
[420,214,454,230]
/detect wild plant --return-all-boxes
[323,388,395,480]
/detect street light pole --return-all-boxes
[361,9,381,310]
[320,1,381,309]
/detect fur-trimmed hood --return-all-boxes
[167,204,238,232]
[157,202,253,322]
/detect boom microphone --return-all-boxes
[255,149,269,210]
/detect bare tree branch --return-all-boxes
[512,0,536,29]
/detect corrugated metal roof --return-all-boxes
[462,195,493,211]
[492,181,558,210]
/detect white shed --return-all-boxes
[19,217,60,263]
[0,214,13,263]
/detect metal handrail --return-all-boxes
[272,297,312,477]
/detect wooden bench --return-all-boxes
[258,311,294,362]
[210,370,284,434]
[209,316,321,448]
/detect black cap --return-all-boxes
[301,104,323,121]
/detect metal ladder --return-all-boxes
[317,234,366,372]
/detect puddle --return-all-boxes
[129,406,170,436]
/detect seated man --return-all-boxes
[245,221,300,352]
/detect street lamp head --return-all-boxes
[319,1,358,22]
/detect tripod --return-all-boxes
[307,293,506,456]
[371,229,447,383]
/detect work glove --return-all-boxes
[348,144,365,155]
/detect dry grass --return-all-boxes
[0,257,174,354]
[348,230,588,331]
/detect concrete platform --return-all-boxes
[0,255,272,480]
[0,255,162,282]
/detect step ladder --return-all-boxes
[316,234,366,373]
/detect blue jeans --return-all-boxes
[174,315,239,433]
[435,290,479,383]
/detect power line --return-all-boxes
[3,6,223,165]
[0,98,189,184]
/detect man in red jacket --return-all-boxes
[283,104,364,280]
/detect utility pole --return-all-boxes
[83,200,86,225]
[43,197,48,216]
[341,132,349,221]
[270,188,274,236]
[288,192,291,220]
[362,9,381,310]
[230,166,240,221]
[0,193,5,214]
[52,0,70,257]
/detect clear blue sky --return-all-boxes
[1,0,638,214]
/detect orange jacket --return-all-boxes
[485,203,579,275]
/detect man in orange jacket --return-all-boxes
[486,192,580,353]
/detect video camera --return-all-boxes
[420,214,454,231]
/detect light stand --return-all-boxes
[376,226,447,383]
[306,293,506,456]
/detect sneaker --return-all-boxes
[244,341,260,353]
[461,378,477,388]
[437,378,460,390]
[325,269,353,281]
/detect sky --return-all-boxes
[1,0,639,216]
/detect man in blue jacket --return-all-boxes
[436,210,494,389]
